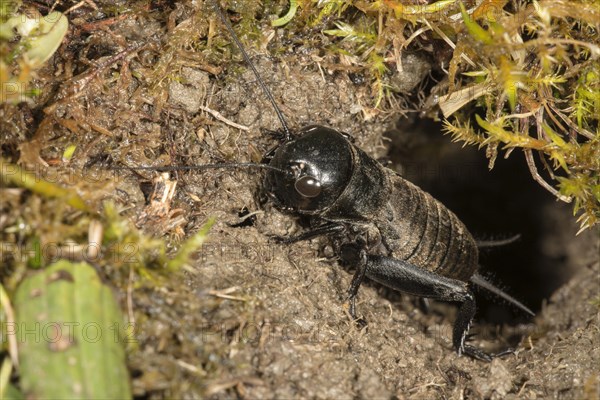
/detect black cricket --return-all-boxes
[262,123,534,361]
[141,4,535,362]
[219,5,534,361]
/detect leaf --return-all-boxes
[272,0,298,27]
[542,123,567,148]
[472,0,508,21]
[459,2,493,44]
[23,12,69,69]
[323,21,376,43]
[462,70,489,77]
[62,144,77,162]
[443,118,486,146]
[0,160,89,212]
[475,114,546,149]
[167,218,215,271]
[385,0,458,21]
[500,56,519,111]
[438,82,492,117]
[14,261,132,399]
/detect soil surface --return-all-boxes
[2,1,598,399]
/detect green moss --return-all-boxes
[1,6,68,103]
[1,160,212,287]
[440,0,600,232]
[209,0,599,231]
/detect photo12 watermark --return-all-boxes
[1,321,139,347]
[0,241,140,266]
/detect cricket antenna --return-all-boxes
[110,162,289,175]
[214,2,292,142]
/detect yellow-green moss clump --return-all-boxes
[0,2,69,103]
[259,0,599,231]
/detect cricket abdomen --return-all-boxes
[379,174,479,282]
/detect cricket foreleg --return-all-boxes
[270,223,345,244]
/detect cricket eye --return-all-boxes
[294,175,322,198]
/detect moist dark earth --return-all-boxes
[2,1,599,399]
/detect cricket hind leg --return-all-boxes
[364,255,513,362]
[453,293,496,362]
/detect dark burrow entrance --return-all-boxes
[384,117,583,325]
